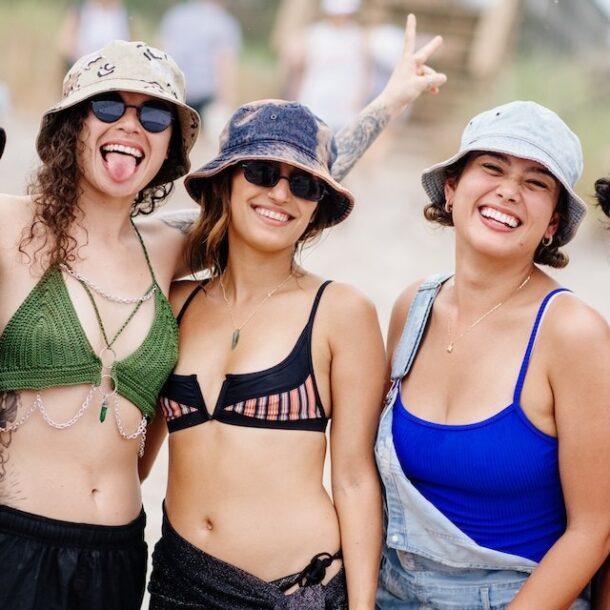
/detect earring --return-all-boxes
[444,200,453,214]
[542,235,553,247]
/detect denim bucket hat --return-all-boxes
[0,128,5,160]
[37,40,200,186]
[185,99,354,227]
[421,100,586,246]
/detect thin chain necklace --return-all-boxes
[60,264,156,304]
[219,272,294,350]
[446,272,532,354]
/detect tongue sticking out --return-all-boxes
[104,152,138,182]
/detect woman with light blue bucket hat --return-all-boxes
[376,100,610,609]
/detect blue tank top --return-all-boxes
[392,288,568,563]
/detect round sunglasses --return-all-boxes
[89,94,174,133]
[241,161,326,202]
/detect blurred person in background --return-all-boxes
[159,0,242,138]
[286,0,370,132]
[0,127,5,160]
[58,0,131,72]
[376,101,610,609]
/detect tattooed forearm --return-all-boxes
[332,107,392,181]
[159,208,199,235]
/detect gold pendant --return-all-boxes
[446,343,454,354]
[231,329,240,350]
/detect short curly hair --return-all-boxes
[423,153,570,268]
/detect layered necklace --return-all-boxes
[219,272,294,349]
[446,272,532,354]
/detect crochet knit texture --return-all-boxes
[0,267,178,420]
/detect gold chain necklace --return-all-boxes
[219,272,294,349]
[446,272,532,354]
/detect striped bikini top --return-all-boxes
[159,281,331,433]
[0,227,179,420]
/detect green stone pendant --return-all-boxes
[99,400,108,423]
[231,329,240,350]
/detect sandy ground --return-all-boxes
[2,113,610,605]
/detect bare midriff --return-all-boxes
[0,385,144,525]
[165,421,342,583]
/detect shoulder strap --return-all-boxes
[512,287,571,404]
[390,272,452,382]
[176,283,206,324]
[305,280,333,330]
[130,220,157,285]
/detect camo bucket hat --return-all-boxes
[421,100,586,247]
[37,40,200,186]
[185,99,354,227]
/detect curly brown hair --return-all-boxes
[22,101,180,267]
[423,153,570,269]
[186,166,333,277]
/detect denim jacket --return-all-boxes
[374,274,590,609]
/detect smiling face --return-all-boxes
[227,161,320,255]
[445,152,561,261]
[77,91,173,203]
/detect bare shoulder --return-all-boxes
[543,292,610,361]
[168,279,202,317]
[0,194,34,245]
[317,280,379,324]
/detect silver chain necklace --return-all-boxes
[60,264,156,305]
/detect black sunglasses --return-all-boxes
[89,94,174,133]
[241,161,326,202]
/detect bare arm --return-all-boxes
[332,14,446,181]
[507,300,610,609]
[328,285,386,609]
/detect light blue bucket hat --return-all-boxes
[185,99,354,227]
[421,100,586,246]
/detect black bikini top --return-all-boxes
[159,281,332,433]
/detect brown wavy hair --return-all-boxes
[22,101,180,268]
[423,153,570,268]
[186,166,332,277]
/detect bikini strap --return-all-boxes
[305,280,333,335]
[512,288,571,404]
[176,283,206,325]
[130,219,157,284]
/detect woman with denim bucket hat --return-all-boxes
[141,98,385,609]
[375,100,610,609]
[0,39,201,609]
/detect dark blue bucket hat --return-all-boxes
[0,128,5,159]
[185,99,354,227]
[421,100,586,247]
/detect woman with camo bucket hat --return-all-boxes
[0,39,201,609]
[376,100,609,609]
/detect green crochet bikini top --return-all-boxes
[0,227,178,420]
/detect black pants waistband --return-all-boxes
[0,504,146,549]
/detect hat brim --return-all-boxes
[0,128,5,160]
[185,142,354,227]
[421,136,587,246]
[37,79,200,185]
